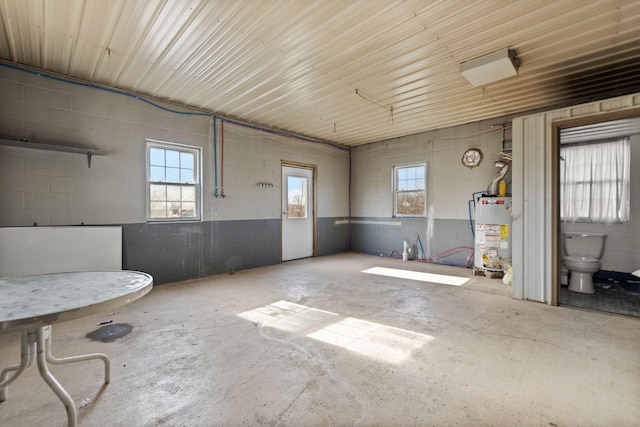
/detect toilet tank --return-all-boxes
[562,232,607,258]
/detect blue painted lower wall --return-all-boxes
[122,217,349,284]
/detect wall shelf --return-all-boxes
[0,138,106,167]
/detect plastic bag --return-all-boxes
[502,265,513,286]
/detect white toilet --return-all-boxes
[562,232,607,294]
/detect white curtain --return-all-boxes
[560,137,630,223]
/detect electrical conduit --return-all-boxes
[220,120,226,198]
[213,117,219,198]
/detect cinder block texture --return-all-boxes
[0,66,351,281]
[122,219,281,284]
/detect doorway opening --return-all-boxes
[554,113,640,317]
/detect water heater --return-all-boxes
[474,196,512,272]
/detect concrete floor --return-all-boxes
[1,253,639,427]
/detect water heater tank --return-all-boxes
[474,196,512,272]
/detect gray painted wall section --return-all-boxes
[123,217,348,285]
[317,217,349,256]
[122,220,280,284]
[349,217,474,267]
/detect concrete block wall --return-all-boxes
[212,122,350,221]
[350,117,513,266]
[0,65,350,283]
[121,220,281,284]
[351,120,512,220]
[0,66,212,227]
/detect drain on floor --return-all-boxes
[86,323,133,342]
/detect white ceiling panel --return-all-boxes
[1,0,639,146]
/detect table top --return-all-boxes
[0,271,153,333]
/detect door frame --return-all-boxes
[281,160,317,260]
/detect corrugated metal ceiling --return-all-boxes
[1,0,639,146]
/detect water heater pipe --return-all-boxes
[487,161,510,195]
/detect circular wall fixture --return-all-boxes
[462,148,483,168]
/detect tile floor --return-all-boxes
[560,279,640,318]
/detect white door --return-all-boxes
[282,165,314,261]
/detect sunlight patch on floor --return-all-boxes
[237,300,338,333]
[308,317,433,364]
[237,300,433,364]
[362,266,469,286]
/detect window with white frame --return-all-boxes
[394,163,426,217]
[146,140,201,221]
[560,137,630,223]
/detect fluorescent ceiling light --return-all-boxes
[461,48,519,86]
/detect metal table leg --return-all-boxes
[43,326,110,384]
[36,326,78,427]
[0,329,36,401]
[1,325,111,427]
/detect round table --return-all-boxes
[0,270,153,427]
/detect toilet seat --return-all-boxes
[564,255,599,267]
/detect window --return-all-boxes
[560,138,630,223]
[394,163,426,217]
[146,140,201,221]
[287,176,307,219]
